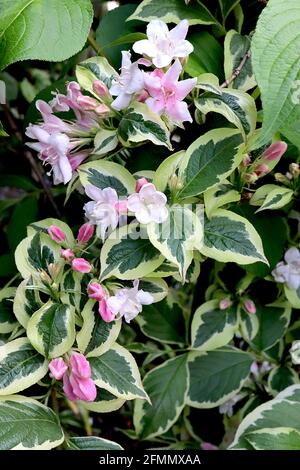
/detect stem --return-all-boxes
[51,388,59,416]
[88,31,105,56]
[220,50,251,88]
[4,273,20,288]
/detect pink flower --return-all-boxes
[61,248,75,262]
[77,223,94,244]
[49,357,67,380]
[63,353,97,402]
[48,225,66,243]
[114,200,128,215]
[144,60,196,124]
[72,258,92,273]
[135,177,149,192]
[219,298,231,310]
[106,280,153,323]
[70,352,92,379]
[87,282,107,301]
[261,141,287,161]
[127,183,168,224]
[99,298,116,323]
[243,299,256,314]
[93,80,110,98]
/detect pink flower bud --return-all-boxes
[70,352,91,379]
[49,357,67,380]
[261,141,288,161]
[72,258,92,273]
[255,164,270,177]
[137,90,149,102]
[219,298,231,310]
[243,299,256,314]
[115,200,128,214]
[244,172,258,184]
[48,225,66,243]
[93,80,109,98]
[135,178,149,193]
[61,248,75,262]
[95,103,110,115]
[68,374,97,402]
[241,154,251,167]
[99,298,115,323]
[77,223,94,244]
[77,95,99,111]
[201,442,219,451]
[87,282,106,301]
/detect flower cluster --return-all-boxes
[49,353,96,402]
[242,141,287,183]
[272,246,300,290]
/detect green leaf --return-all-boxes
[191,300,238,351]
[147,205,202,278]
[78,160,136,197]
[128,0,218,26]
[76,300,121,358]
[195,82,257,139]
[89,343,148,401]
[251,303,291,352]
[0,395,64,449]
[238,306,259,343]
[153,150,185,193]
[0,0,93,70]
[100,223,164,281]
[200,209,267,265]
[245,428,300,451]
[28,218,75,247]
[218,0,241,21]
[81,387,125,413]
[224,30,256,92]
[187,346,253,408]
[118,103,171,149]
[204,181,240,218]
[13,278,43,328]
[284,285,300,309]
[250,185,293,213]
[27,302,76,359]
[137,297,186,345]
[178,129,244,199]
[76,56,118,95]
[185,32,224,78]
[93,129,118,156]
[251,0,300,148]
[0,288,18,334]
[268,366,299,397]
[0,338,48,395]
[67,436,123,451]
[0,120,8,137]
[231,385,300,449]
[15,232,61,279]
[134,354,189,440]
[7,197,38,251]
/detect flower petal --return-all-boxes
[133,39,157,58]
[169,19,189,41]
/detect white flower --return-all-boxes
[110,51,145,111]
[272,247,300,290]
[84,184,120,240]
[133,19,193,68]
[290,341,300,365]
[106,280,154,323]
[127,183,168,224]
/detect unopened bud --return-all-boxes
[48,225,66,243]
[243,299,256,314]
[290,163,300,176]
[261,141,287,161]
[95,103,110,115]
[136,90,149,103]
[135,178,149,192]
[241,154,251,168]
[219,298,231,310]
[77,223,94,244]
[254,164,270,177]
[72,258,92,273]
[244,172,258,184]
[290,341,300,365]
[77,95,99,111]
[48,263,62,280]
[87,282,106,301]
[93,80,109,98]
[39,269,52,285]
[275,172,290,184]
[61,248,75,262]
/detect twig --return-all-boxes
[87,31,105,56]
[2,105,61,217]
[220,50,251,88]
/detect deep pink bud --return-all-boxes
[255,164,270,177]
[99,298,115,323]
[61,248,75,262]
[49,357,68,380]
[219,298,231,310]
[77,223,94,244]
[70,352,91,379]
[87,282,107,301]
[243,299,256,314]
[72,258,92,273]
[115,200,128,215]
[135,178,149,192]
[77,95,99,110]
[48,225,66,243]
[261,141,288,161]
[93,80,109,98]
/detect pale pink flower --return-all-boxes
[61,248,75,262]
[63,353,96,402]
[72,258,92,273]
[49,357,68,380]
[133,19,193,68]
[135,177,149,192]
[272,247,300,290]
[107,280,153,323]
[127,183,168,224]
[77,223,94,244]
[48,225,66,243]
[87,282,107,301]
[110,51,145,111]
[144,60,196,124]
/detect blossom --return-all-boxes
[110,51,145,111]
[133,19,193,68]
[87,282,107,301]
[106,280,153,323]
[84,184,124,240]
[127,183,168,224]
[290,341,300,365]
[61,248,75,262]
[144,60,196,124]
[49,358,67,380]
[77,223,94,244]
[63,353,96,402]
[48,225,66,243]
[135,177,149,192]
[99,298,115,323]
[272,247,300,290]
[72,258,92,273]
